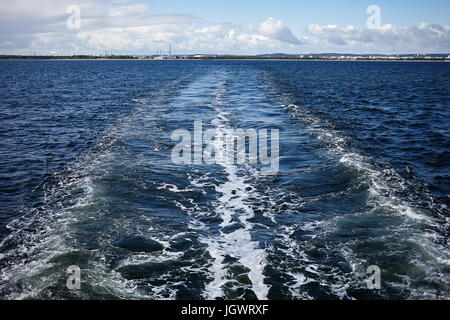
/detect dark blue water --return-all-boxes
[0,60,448,300]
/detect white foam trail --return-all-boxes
[190,74,270,300]
[287,104,429,222]
[202,238,228,298]
[339,153,428,221]
[206,162,269,300]
[0,76,196,300]
[278,102,450,298]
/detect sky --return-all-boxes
[1,0,449,55]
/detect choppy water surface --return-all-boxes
[0,60,449,300]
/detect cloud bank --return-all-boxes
[0,0,302,54]
[307,23,450,53]
[0,0,449,55]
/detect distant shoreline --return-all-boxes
[0,58,448,62]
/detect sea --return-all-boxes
[0,60,449,299]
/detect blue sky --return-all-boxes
[0,0,449,55]
[155,0,450,28]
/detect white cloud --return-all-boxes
[0,1,303,55]
[258,17,303,45]
[107,4,150,18]
[73,20,294,53]
[1,0,448,55]
[307,23,450,52]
